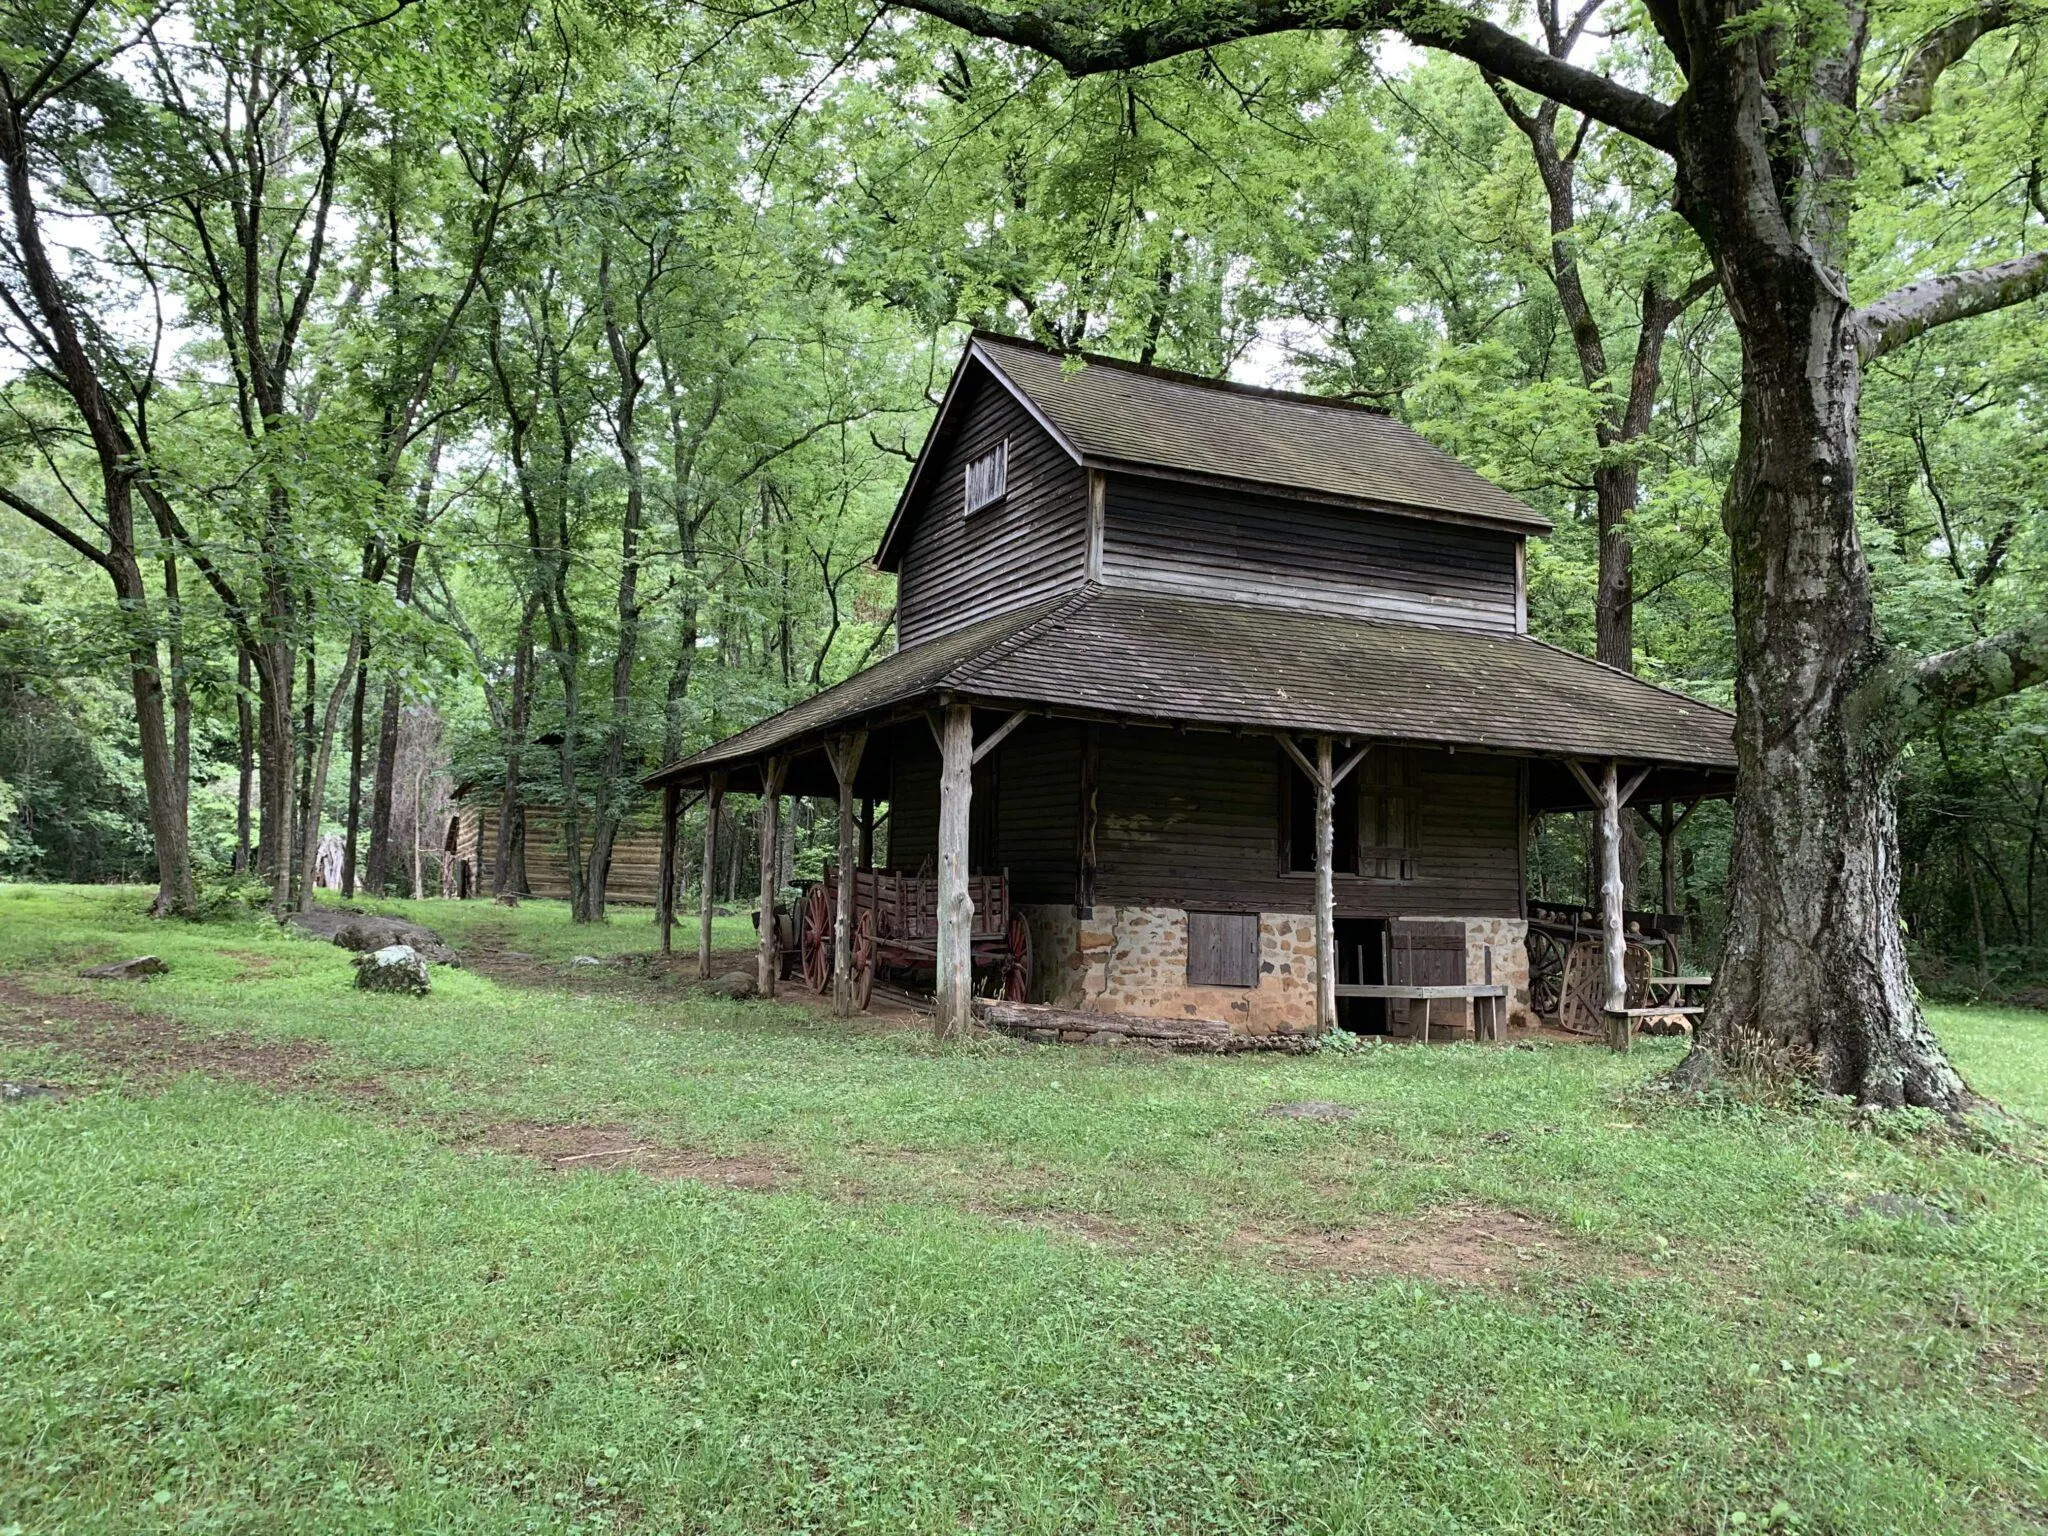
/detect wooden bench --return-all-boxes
[1335,983,1511,1043]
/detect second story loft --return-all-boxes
[874,332,1548,648]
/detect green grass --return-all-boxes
[3,883,2047,1533]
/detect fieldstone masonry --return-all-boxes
[1019,904,1532,1037]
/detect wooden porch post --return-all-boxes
[1313,736,1337,1034]
[699,773,724,979]
[1596,761,1629,1051]
[858,797,875,868]
[657,781,679,954]
[757,758,786,999]
[934,704,976,1040]
[828,730,868,1017]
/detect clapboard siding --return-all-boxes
[1092,729,1522,915]
[881,718,1078,901]
[1101,476,1521,633]
[897,371,1090,648]
[992,718,1081,903]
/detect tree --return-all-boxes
[873,0,2048,1109]
[0,0,198,914]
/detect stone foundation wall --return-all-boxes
[1019,904,1533,1038]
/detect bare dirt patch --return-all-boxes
[978,1204,1145,1250]
[476,1122,793,1190]
[0,974,343,1095]
[1249,1203,1646,1289]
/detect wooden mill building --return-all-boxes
[644,332,1736,1041]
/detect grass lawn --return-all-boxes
[3,884,2048,1533]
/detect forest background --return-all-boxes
[1,0,2041,996]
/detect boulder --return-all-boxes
[354,944,431,996]
[702,970,757,999]
[568,955,603,967]
[288,909,460,967]
[494,893,520,908]
[79,956,168,981]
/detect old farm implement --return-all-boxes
[1526,900,1709,1034]
[793,870,1032,1009]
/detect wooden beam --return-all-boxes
[757,756,786,1000]
[1086,470,1106,583]
[1313,735,1337,1035]
[934,704,976,1040]
[657,781,679,955]
[1617,764,1654,808]
[972,708,1030,765]
[828,730,868,1017]
[699,774,725,979]
[858,795,875,868]
[1277,732,1320,784]
[1331,742,1372,788]
[1594,759,1630,1052]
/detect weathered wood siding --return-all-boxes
[896,369,1090,648]
[1101,476,1522,634]
[1093,728,1523,916]
[883,722,1522,916]
[454,804,665,904]
[882,717,1078,904]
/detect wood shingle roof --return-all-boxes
[645,586,1735,791]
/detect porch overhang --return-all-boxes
[642,585,1737,800]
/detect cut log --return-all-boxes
[975,1000,1316,1054]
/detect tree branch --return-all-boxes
[1852,250,2048,361]
[1871,0,2017,124]
[1886,615,2048,740]
[0,483,115,573]
[883,0,1679,149]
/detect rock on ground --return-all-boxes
[287,909,460,967]
[701,970,757,999]
[354,944,431,996]
[79,956,169,981]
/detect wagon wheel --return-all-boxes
[852,908,875,1011]
[1001,913,1033,1002]
[798,885,832,995]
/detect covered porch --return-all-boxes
[642,587,1737,1045]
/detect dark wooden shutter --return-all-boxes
[1189,912,1259,988]
[1389,918,1466,986]
[1360,750,1419,881]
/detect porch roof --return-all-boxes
[643,585,1736,793]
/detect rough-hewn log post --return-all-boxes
[1313,736,1336,1033]
[857,796,875,868]
[757,757,786,999]
[657,781,678,954]
[828,730,868,1017]
[935,704,976,1040]
[699,773,724,979]
[1596,761,1628,1050]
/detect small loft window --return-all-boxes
[964,440,1008,513]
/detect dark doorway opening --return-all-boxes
[1335,917,1388,1033]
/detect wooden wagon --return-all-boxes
[792,869,1032,1009]
[1526,900,1708,1034]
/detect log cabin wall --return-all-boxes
[451,803,665,904]
[1100,476,1523,635]
[895,371,1090,648]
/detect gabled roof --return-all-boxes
[876,331,1548,570]
[645,585,1735,791]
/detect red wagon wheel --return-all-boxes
[799,884,832,995]
[853,908,875,1011]
[1001,913,1032,1002]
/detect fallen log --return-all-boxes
[973,1000,1316,1053]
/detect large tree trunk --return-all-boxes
[1671,99,1971,1108]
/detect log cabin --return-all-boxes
[643,332,1736,1044]
[444,799,666,905]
